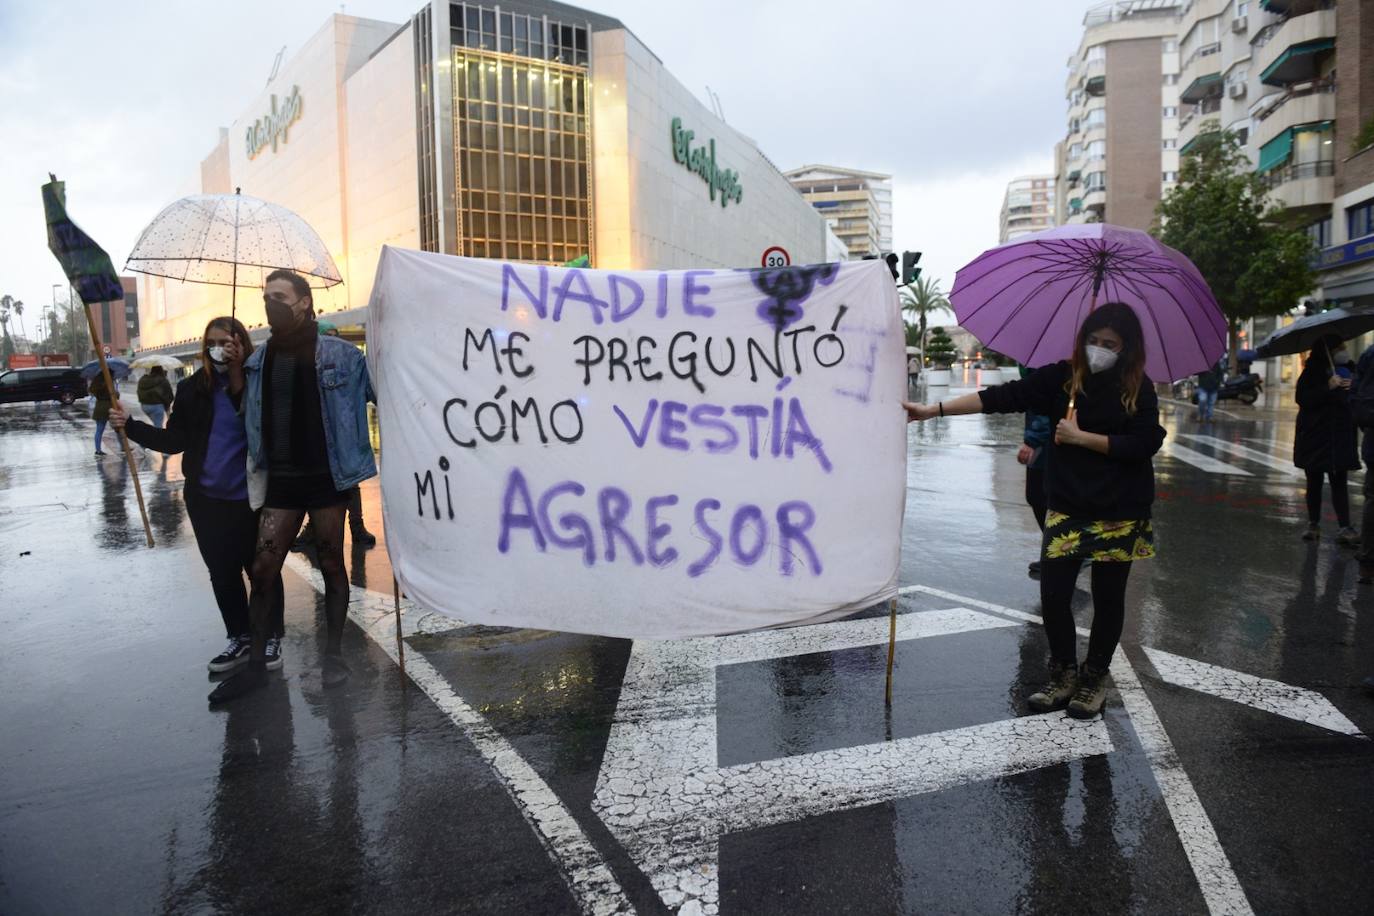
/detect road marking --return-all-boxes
[284,556,637,916]
[1160,397,1242,420]
[592,606,1108,915]
[1144,648,1367,739]
[1175,435,1301,477]
[902,585,1255,916]
[1160,440,1253,476]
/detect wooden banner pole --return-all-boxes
[393,574,406,676]
[884,597,897,706]
[82,299,153,547]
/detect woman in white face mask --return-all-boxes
[901,303,1165,719]
[110,317,285,676]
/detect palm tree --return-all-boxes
[13,300,25,351]
[898,275,950,367]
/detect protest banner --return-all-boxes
[367,247,906,639]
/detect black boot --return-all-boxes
[348,487,377,547]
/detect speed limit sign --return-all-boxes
[761,246,791,268]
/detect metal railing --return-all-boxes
[1182,41,1222,69]
[1259,159,1334,189]
[1254,78,1336,122]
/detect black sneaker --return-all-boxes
[264,636,283,671]
[322,655,351,689]
[208,636,251,673]
[351,527,378,547]
[1027,560,1042,579]
[207,666,267,704]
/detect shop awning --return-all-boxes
[1257,129,1292,173]
[1179,134,1203,157]
[1180,72,1222,103]
[1261,38,1335,86]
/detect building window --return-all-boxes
[452,47,593,263]
[1236,1,1249,16]
[1163,106,1178,118]
[1349,199,1374,242]
[1305,217,1331,249]
[1163,138,1178,149]
[1085,44,1105,62]
[1162,38,1178,53]
[1162,171,1179,182]
[1084,172,1106,190]
[1163,74,1179,85]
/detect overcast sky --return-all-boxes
[0,0,1099,333]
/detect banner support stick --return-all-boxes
[393,574,406,677]
[82,298,153,547]
[884,597,897,706]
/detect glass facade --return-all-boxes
[449,3,593,263]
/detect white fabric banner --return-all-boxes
[367,247,906,638]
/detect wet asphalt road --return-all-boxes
[1,375,1372,915]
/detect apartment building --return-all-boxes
[999,174,1057,243]
[784,165,894,259]
[1057,1,1183,230]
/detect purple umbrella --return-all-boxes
[950,224,1227,382]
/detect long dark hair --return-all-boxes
[198,316,253,393]
[1065,301,1147,415]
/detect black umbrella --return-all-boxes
[1254,305,1374,359]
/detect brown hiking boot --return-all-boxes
[1067,664,1110,719]
[1027,660,1078,713]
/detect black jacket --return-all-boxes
[979,361,1166,520]
[1293,359,1359,473]
[124,374,236,489]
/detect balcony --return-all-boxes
[1253,82,1336,149]
[1255,8,1336,86]
[1082,187,1107,211]
[1259,159,1334,215]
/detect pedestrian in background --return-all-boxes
[1294,337,1359,546]
[137,365,174,429]
[208,270,376,704]
[111,317,286,673]
[88,374,113,457]
[1351,342,1374,583]
[905,303,1165,719]
[907,354,921,396]
[1018,373,1052,579]
[1195,357,1223,423]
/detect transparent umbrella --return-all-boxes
[124,188,342,319]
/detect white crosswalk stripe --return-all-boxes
[1175,434,1301,477]
[1160,440,1252,476]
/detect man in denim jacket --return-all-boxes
[210,269,376,704]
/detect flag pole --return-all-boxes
[82,296,153,547]
[884,597,897,706]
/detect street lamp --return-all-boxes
[51,284,61,352]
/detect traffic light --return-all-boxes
[884,252,899,282]
[901,251,922,286]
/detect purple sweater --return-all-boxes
[198,375,249,501]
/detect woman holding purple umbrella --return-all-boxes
[903,303,1165,719]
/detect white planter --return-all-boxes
[925,368,952,386]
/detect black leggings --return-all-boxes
[1304,469,1350,527]
[1038,559,1132,670]
[248,504,349,665]
[184,490,284,639]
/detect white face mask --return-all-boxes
[1085,344,1119,374]
[208,345,227,364]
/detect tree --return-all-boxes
[0,295,19,364]
[925,326,957,368]
[898,275,950,367]
[36,296,91,363]
[1155,124,1316,372]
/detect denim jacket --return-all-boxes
[242,333,377,493]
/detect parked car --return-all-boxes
[0,366,89,406]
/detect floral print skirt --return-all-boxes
[1042,510,1155,562]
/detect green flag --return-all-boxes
[42,174,124,304]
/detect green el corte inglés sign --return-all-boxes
[671,117,743,208]
[245,85,304,159]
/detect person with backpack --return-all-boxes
[136,365,174,428]
[1294,337,1360,546]
[1195,358,1223,423]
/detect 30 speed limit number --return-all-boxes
[761,246,790,268]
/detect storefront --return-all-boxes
[139,1,839,353]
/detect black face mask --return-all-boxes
[265,296,305,332]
